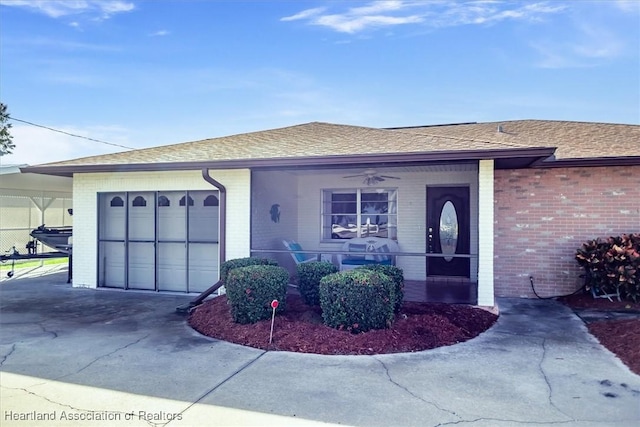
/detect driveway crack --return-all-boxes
[1,384,158,427]
[436,417,584,425]
[539,338,574,422]
[37,322,59,339]
[0,344,16,366]
[55,333,151,380]
[372,356,462,421]
[166,351,267,425]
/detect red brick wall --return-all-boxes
[494,165,640,298]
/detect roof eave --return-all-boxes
[532,156,640,168]
[20,147,557,178]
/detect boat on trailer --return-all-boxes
[30,225,72,253]
[1,225,72,279]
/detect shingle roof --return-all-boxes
[35,121,536,167]
[25,120,640,174]
[395,120,639,160]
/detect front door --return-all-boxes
[426,186,470,277]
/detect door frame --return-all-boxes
[425,185,476,304]
[425,185,471,278]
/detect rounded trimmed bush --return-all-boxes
[356,264,404,313]
[225,265,289,324]
[319,269,395,333]
[296,261,339,306]
[220,257,278,283]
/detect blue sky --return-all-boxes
[1,0,638,165]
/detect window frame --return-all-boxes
[321,188,398,241]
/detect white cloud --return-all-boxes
[100,0,134,15]
[347,0,407,15]
[426,1,566,27]
[149,30,170,37]
[281,7,326,22]
[282,1,566,34]
[0,0,135,20]
[315,13,423,34]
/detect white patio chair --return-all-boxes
[337,237,399,271]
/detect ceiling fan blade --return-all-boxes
[343,174,365,178]
[363,176,382,185]
[379,175,401,179]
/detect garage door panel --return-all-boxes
[99,193,126,241]
[99,241,125,288]
[188,243,219,293]
[158,242,186,292]
[158,191,186,241]
[189,192,219,242]
[128,242,155,290]
[129,192,154,241]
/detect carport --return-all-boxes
[0,164,72,256]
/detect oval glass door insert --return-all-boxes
[439,200,458,262]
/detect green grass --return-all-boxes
[0,257,69,271]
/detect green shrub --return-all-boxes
[576,233,640,302]
[225,265,289,324]
[219,257,278,283]
[296,261,339,306]
[356,264,404,313]
[319,269,395,333]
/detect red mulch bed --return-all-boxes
[559,292,640,375]
[189,294,497,355]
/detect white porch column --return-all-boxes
[477,160,495,306]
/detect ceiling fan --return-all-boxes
[343,168,401,186]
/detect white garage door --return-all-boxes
[97,191,219,292]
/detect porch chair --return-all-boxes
[282,240,320,264]
[337,237,400,271]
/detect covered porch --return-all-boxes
[249,161,495,306]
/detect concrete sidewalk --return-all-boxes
[1,266,639,426]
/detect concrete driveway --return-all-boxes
[1,266,639,426]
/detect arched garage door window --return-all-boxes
[132,196,147,207]
[179,195,194,206]
[110,196,124,207]
[204,195,219,206]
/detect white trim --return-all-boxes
[477,160,495,306]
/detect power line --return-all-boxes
[9,117,135,150]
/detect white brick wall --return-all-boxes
[72,169,250,288]
[477,160,495,306]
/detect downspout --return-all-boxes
[201,168,226,264]
[176,169,227,313]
